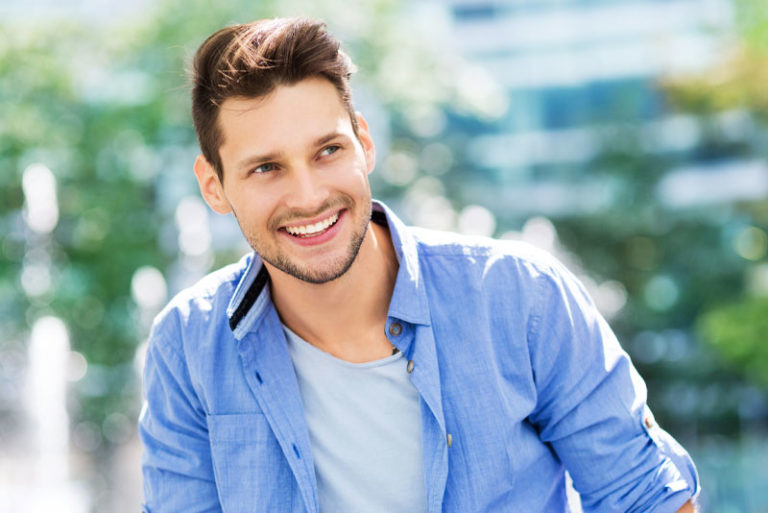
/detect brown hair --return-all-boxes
[191,18,358,182]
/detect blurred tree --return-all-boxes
[658,0,768,403]
[697,296,768,388]
[551,132,752,435]
[663,0,768,119]
[544,0,768,437]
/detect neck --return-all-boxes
[267,221,399,362]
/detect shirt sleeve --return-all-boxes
[526,258,700,512]
[138,318,222,513]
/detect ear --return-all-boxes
[355,112,376,174]
[193,154,232,215]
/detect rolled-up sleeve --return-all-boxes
[138,319,222,513]
[527,259,699,512]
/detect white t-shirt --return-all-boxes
[283,325,426,513]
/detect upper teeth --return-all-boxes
[285,212,339,236]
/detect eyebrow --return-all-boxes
[235,151,284,172]
[233,132,347,172]
[313,132,345,147]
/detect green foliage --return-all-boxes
[697,296,768,387]
[652,0,768,402]
[1,20,171,435]
[735,0,768,53]
[663,49,768,120]
[663,0,768,120]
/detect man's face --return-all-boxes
[197,77,376,284]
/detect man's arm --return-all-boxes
[526,256,699,511]
[678,499,696,512]
[139,322,222,513]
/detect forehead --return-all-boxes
[217,77,352,149]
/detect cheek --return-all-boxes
[229,196,273,230]
[346,160,373,190]
[340,175,371,200]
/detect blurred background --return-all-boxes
[1,0,767,511]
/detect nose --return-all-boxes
[284,164,330,213]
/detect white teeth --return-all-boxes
[285,212,339,237]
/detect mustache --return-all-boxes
[269,196,353,230]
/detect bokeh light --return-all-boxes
[458,205,496,237]
[22,163,58,234]
[130,266,167,312]
[644,274,680,311]
[175,196,212,257]
[734,226,767,261]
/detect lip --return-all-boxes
[278,209,346,247]
[280,209,342,230]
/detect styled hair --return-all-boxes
[191,18,358,182]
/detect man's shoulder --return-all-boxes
[406,224,561,276]
[150,253,252,339]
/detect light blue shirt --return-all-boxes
[283,325,426,513]
[139,201,699,513]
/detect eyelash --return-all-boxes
[252,162,277,174]
[249,145,342,175]
[320,144,341,157]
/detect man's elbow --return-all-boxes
[677,499,696,513]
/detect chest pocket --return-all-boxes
[208,413,296,512]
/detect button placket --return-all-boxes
[388,320,405,356]
[387,320,414,374]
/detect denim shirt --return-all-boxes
[139,201,699,513]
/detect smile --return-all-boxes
[283,212,340,238]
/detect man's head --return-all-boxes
[190,19,377,285]
[191,17,359,182]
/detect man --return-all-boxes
[139,17,699,513]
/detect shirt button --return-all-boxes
[446,433,453,448]
[389,322,402,336]
[644,415,655,429]
[407,360,414,373]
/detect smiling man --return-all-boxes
[139,18,700,513]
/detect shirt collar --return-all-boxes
[226,200,431,340]
[374,201,431,326]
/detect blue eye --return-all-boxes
[253,162,276,174]
[320,145,340,157]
